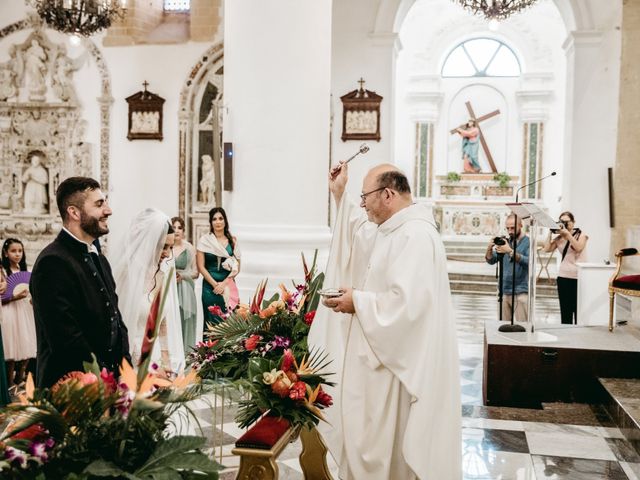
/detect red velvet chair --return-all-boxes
[609,248,640,331]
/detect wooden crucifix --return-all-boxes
[450,101,500,173]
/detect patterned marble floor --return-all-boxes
[187,293,640,480]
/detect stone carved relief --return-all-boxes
[0,29,83,104]
[0,27,92,261]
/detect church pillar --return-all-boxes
[223,0,332,299]
[612,1,640,256]
[562,30,619,261]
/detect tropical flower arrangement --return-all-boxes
[0,269,222,479]
[188,252,324,382]
[235,349,334,430]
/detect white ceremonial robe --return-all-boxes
[309,196,461,480]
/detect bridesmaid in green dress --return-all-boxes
[196,208,240,329]
[171,217,199,354]
[0,270,10,405]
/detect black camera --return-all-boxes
[493,236,507,246]
[550,221,570,234]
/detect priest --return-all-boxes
[309,163,461,479]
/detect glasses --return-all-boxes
[360,187,386,203]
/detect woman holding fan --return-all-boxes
[1,238,37,389]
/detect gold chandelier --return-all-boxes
[29,0,127,37]
[455,0,538,20]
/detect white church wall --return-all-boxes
[562,0,622,262]
[331,0,399,202]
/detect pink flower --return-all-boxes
[208,305,224,317]
[289,381,307,401]
[244,334,262,351]
[316,388,333,407]
[304,310,316,326]
[281,349,295,372]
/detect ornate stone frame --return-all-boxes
[0,15,113,190]
[177,42,223,235]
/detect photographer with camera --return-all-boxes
[542,211,588,324]
[485,214,530,322]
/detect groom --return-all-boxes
[30,177,130,388]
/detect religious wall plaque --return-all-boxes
[125,81,165,140]
[340,78,382,142]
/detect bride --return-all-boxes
[113,208,185,373]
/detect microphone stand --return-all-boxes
[499,171,557,333]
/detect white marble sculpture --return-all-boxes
[199,154,215,205]
[21,152,49,214]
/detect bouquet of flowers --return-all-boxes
[0,269,222,479]
[235,348,334,430]
[188,252,324,382]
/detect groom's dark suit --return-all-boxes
[30,229,130,388]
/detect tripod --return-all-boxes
[496,253,505,321]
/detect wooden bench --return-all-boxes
[232,416,332,479]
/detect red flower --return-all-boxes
[208,305,224,317]
[100,368,117,394]
[316,388,333,407]
[281,349,294,372]
[244,334,262,351]
[304,310,316,326]
[289,381,307,401]
[11,424,48,442]
[271,378,291,398]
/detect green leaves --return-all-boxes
[82,437,223,479]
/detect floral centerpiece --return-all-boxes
[188,252,324,382]
[235,348,334,430]
[187,252,335,430]
[0,269,222,479]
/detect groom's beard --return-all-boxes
[80,211,109,238]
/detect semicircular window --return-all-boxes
[442,38,521,77]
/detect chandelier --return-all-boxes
[455,0,538,20]
[29,0,127,37]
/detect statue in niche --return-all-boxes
[199,154,215,205]
[22,150,49,214]
[22,39,48,101]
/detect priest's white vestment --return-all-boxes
[309,196,461,479]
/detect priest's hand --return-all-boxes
[329,161,348,205]
[322,287,355,314]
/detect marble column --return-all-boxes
[562,30,619,261]
[612,1,640,257]
[223,0,332,299]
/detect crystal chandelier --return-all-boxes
[455,0,538,20]
[29,0,127,37]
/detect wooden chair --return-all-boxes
[608,248,640,331]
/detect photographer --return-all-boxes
[485,214,530,321]
[543,211,588,324]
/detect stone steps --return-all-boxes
[449,272,557,297]
[599,378,640,456]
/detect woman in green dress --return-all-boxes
[171,217,199,354]
[196,208,240,329]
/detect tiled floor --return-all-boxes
[186,293,639,479]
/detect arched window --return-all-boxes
[164,0,190,11]
[442,38,521,77]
